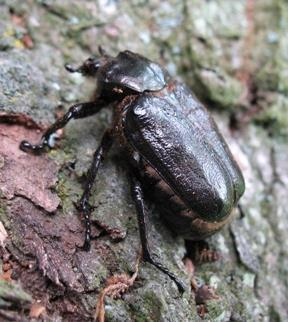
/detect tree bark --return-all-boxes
[0,1,287,321]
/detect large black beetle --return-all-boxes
[20,49,245,292]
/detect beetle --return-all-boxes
[20,49,245,292]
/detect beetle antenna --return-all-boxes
[65,63,79,73]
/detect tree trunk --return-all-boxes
[0,1,287,321]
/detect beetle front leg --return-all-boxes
[130,175,186,293]
[20,101,106,154]
[79,130,113,251]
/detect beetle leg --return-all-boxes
[79,130,113,251]
[98,45,108,56]
[130,175,186,293]
[20,101,106,154]
[237,204,245,218]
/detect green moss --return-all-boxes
[0,279,32,305]
[55,172,81,214]
[269,306,282,322]
[255,93,288,136]
[0,197,6,216]
[55,175,69,205]
[192,68,243,110]
[0,198,10,229]
[130,290,163,322]
[205,299,227,321]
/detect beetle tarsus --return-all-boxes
[130,174,186,294]
[79,197,92,251]
[82,235,91,251]
[19,139,48,154]
[144,252,186,293]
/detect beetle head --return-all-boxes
[65,50,170,94]
[65,56,105,76]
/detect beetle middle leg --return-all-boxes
[20,100,106,154]
[130,175,185,293]
[79,129,113,251]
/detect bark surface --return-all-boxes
[0,1,287,321]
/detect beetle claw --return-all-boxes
[143,252,186,294]
[82,239,91,251]
[19,140,47,154]
[19,140,32,152]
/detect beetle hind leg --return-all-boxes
[130,175,186,293]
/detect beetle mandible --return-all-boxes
[20,49,245,292]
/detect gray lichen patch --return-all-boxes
[0,49,59,124]
[0,279,32,309]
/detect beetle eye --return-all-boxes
[87,57,99,66]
